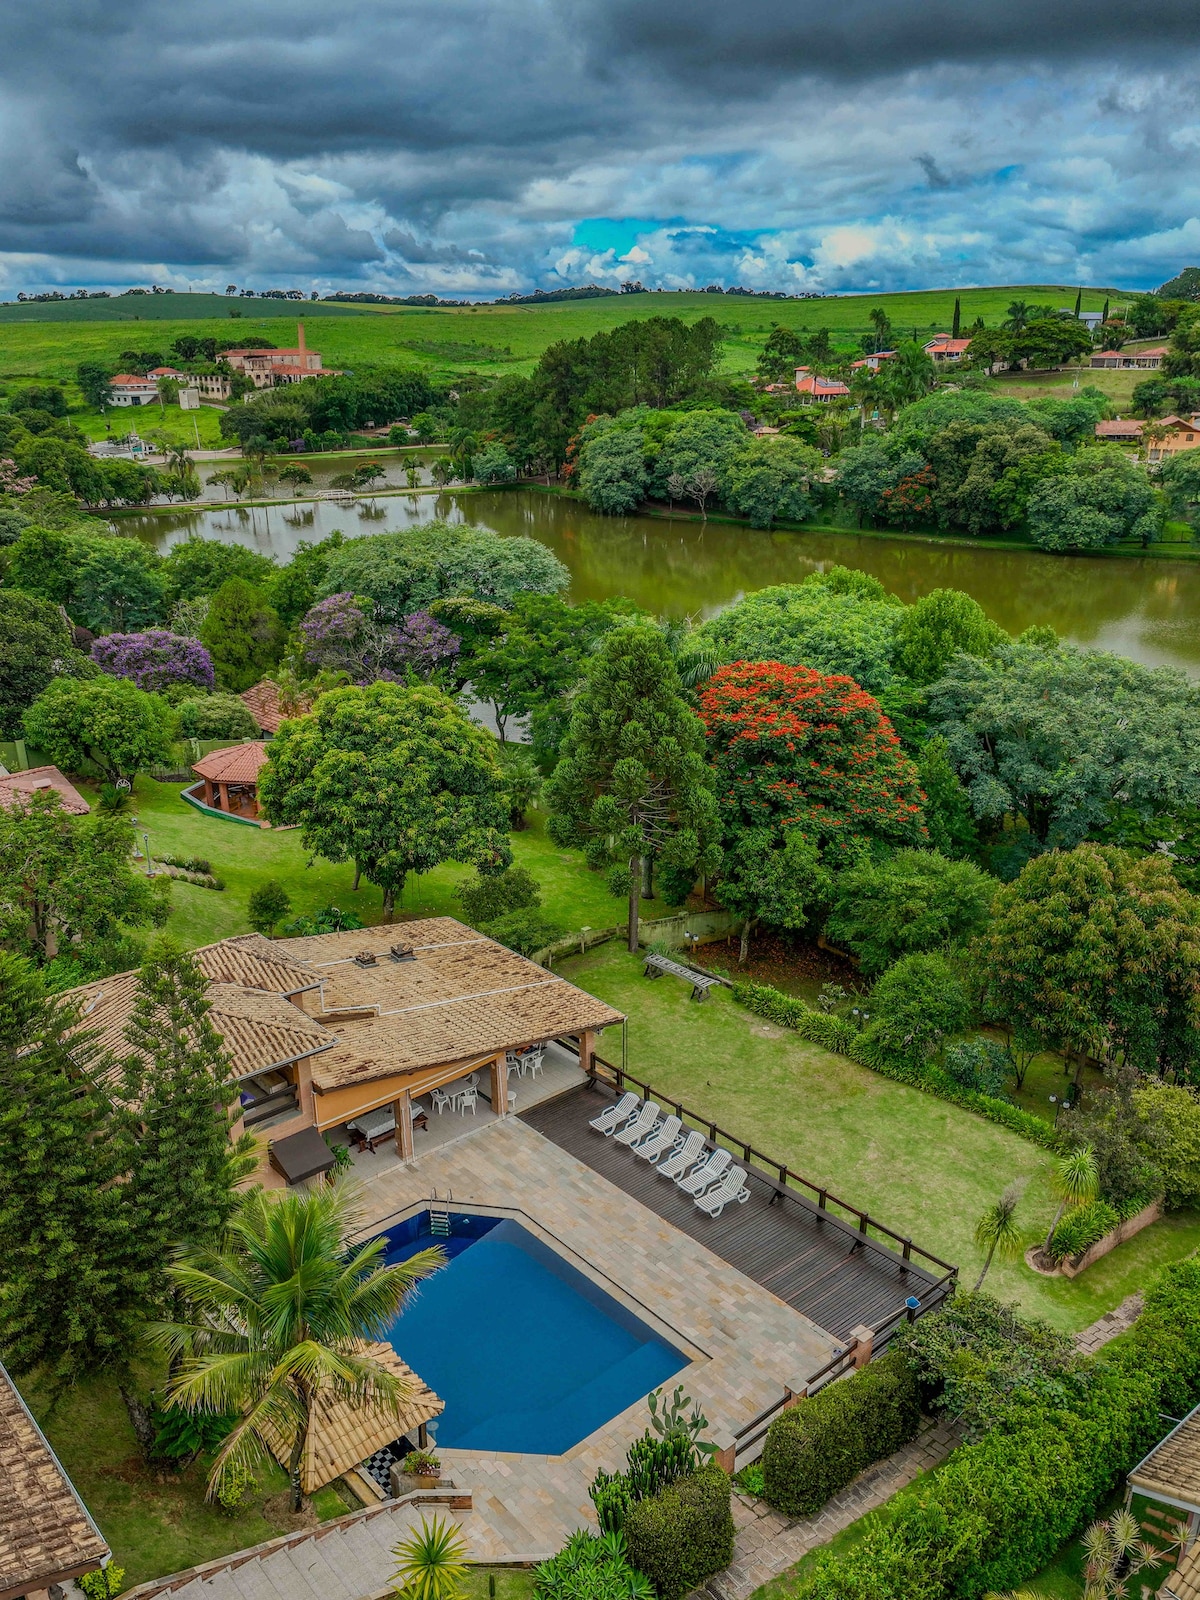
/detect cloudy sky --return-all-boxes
[1,0,1199,299]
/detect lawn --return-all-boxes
[556,943,1200,1332]
[115,778,633,949]
[18,1364,353,1586]
[73,402,230,449]
[0,284,1123,386]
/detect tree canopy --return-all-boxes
[825,848,995,974]
[258,681,512,917]
[0,589,94,737]
[199,577,285,692]
[24,673,175,785]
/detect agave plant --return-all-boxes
[392,1515,469,1600]
[1079,1507,1186,1600]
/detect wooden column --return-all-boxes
[218,781,229,811]
[204,777,215,806]
[579,1029,595,1078]
[490,1054,508,1115]
[395,1093,415,1161]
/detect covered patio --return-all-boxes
[188,742,270,819]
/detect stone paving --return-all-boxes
[1073,1291,1144,1354]
[353,1110,842,1557]
[707,1417,961,1600]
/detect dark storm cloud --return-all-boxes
[0,0,1198,290]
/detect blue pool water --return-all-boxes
[378,1211,687,1454]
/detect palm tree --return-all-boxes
[972,1182,1024,1289]
[1043,1144,1099,1254]
[1005,300,1032,332]
[393,1515,469,1600]
[151,1182,444,1512]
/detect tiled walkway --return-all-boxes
[352,1110,841,1556]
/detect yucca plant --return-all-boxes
[393,1515,470,1600]
[1043,1144,1099,1254]
[972,1182,1025,1290]
[151,1180,443,1511]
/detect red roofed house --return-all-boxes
[222,323,341,389]
[240,679,313,737]
[1145,415,1200,462]
[108,374,159,406]
[189,742,271,820]
[1094,418,1144,443]
[795,367,850,403]
[0,765,91,816]
[1090,347,1168,370]
[924,335,972,363]
[850,351,896,371]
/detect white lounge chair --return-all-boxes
[694,1167,751,1217]
[632,1115,682,1162]
[657,1130,706,1178]
[676,1148,732,1196]
[613,1101,661,1147]
[589,1091,639,1135]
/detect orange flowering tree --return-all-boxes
[699,660,927,960]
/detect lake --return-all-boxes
[119,488,1200,676]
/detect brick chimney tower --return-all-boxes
[297,322,307,365]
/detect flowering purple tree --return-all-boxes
[91,629,215,693]
[298,592,370,674]
[387,611,461,679]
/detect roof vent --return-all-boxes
[389,942,415,963]
[353,950,378,967]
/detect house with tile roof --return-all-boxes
[66,920,623,1184]
[0,765,90,816]
[1090,346,1168,369]
[108,374,160,406]
[794,367,850,402]
[0,1363,109,1600]
[240,679,313,736]
[188,741,271,819]
[924,335,972,362]
[221,323,341,389]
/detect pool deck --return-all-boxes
[349,1102,840,1557]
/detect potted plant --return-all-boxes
[402,1449,442,1489]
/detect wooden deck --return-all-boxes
[522,1083,947,1342]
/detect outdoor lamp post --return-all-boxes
[1049,1094,1061,1127]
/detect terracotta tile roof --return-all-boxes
[1166,1542,1200,1600]
[240,680,313,736]
[0,1364,108,1599]
[1129,1402,1200,1515]
[194,934,321,995]
[1095,418,1143,437]
[205,985,334,1077]
[258,1342,443,1494]
[0,765,91,816]
[191,741,270,784]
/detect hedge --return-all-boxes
[623,1465,734,1600]
[761,1349,921,1517]
[794,1257,1200,1600]
[733,980,1068,1155]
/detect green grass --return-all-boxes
[19,1365,348,1586]
[0,284,1125,385]
[112,778,633,949]
[72,402,231,448]
[556,943,1200,1331]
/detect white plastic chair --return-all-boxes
[458,1087,478,1115]
[657,1130,706,1178]
[632,1115,682,1162]
[614,1101,660,1147]
[432,1089,452,1115]
[589,1092,639,1135]
[694,1167,751,1217]
[676,1148,732,1196]
[524,1048,545,1080]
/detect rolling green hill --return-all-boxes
[0,284,1127,386]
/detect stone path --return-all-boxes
[706,1417,961,1600]
[1073,1292,1144,1354]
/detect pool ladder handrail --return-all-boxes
[428,1189,452,1237]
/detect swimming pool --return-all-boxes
[378,1210,687,1454]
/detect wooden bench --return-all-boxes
[642,952,720,1001]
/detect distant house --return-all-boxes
[0,1361,109,1599]
[147,365,187,381]
[107,374,159,406]
[241,679,313,736]
[1089,347,1168,370]
[924,335,972,363]
[222,322,341,389]
[794,367,850,403]
[1094,418,1144,443]
[188,741,271,821]
[0,764,91,815]
[1145,415,1200,462]
[850,351,896,371]
[190,371,234,400]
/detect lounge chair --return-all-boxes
[694,1167,751,1217]
[589,1091,639,1136]
[676,1148,732,1196]
[632,1115,682,1162]
[657,1130,706,1178]
[613,1101,661,1147]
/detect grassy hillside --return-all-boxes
[0,284,1127,386]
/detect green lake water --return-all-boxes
[120,488,1200,676]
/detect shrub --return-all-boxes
[150,1403,235,1462]
[482,908,567,956]
[761,1351,920,1517]
[216,1459,257,1515]
[1044,1199,1120,1264]
[623,1466,734,1600]
[458,864,542,925]
[176,692,259,741]
[866,953,970,1061]
[589,1430,698,1534]
[942,1038,1009,1098]
[80,1566,126,1600]
[534,1529,653,1600]
[248,880,291,937]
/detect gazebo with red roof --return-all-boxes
[191,742,271,819]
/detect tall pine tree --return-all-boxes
[952,297,961,338]
[0,955,151,1396]
[122,939,255,1256]
[545,626,720,950]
